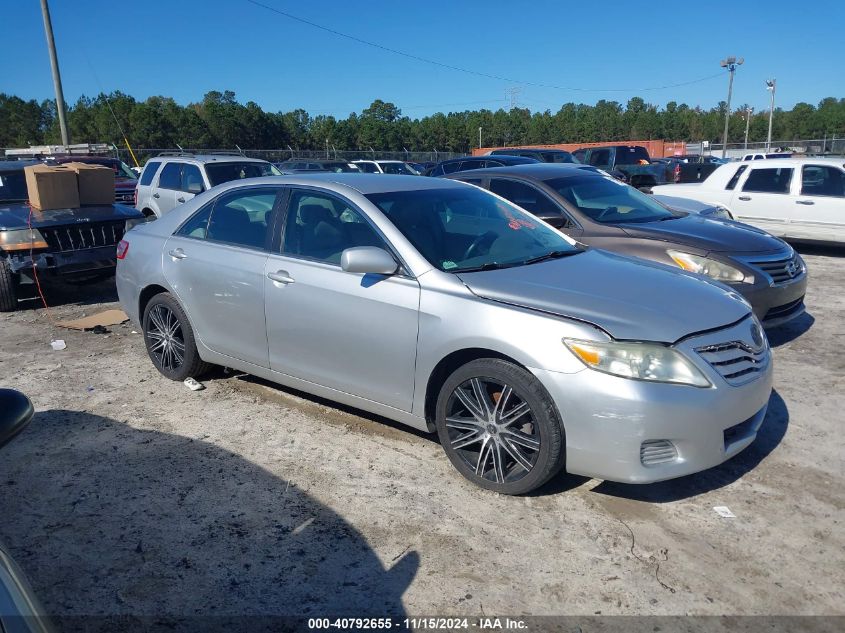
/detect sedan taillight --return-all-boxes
[116,240,129,260]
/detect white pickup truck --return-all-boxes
[652,157,845,244]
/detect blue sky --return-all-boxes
[3,0,844,119]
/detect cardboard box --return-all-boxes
[65,162,115,205]
[24,164,80,210]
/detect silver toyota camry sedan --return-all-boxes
[116,174,773,495]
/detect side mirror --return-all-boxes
[187,182,204,194]
[340,247,398,275]
[0,389,34,450]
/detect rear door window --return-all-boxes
[614,147,650,165]
[459,160,485,171]
[742,167,794,194]
[158,162,182,190]
[441,162,461,174]
[140,161,161,186]
[206,187,280,250]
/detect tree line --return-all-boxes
[1,90,844,155]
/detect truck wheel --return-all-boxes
[0,260,18,312]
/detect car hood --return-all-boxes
[618,214,785,254]
[455,249,750,343]
[0,203,142,230]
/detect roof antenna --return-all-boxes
[235,144,245,157]
[175,143,185,153]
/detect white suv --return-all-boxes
[352,160,419,175]
[135,154,280,218]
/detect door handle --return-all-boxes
[168,248,187,260]
[153,193,160,199]
[177,197,185,203]
[796,200,815,205]
[738,196,751,201]
[267,270,295,284]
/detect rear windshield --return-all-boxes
[0,170,28,202]
[614,146,651,165]
[321,162,361,173]
[547,174,677,224]
[205,162,280,187]
[544,152,576,164]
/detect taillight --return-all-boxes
[116,240,129,260]
[674,164,681,182]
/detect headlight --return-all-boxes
[563,338,711,387]
[0,228,49,251]
[667,250,748,283]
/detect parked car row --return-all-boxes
[116,166,797,496]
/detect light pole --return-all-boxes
[40,0,69,145]
[766,79,776,152]
[478,127,482,150]
[744,107,753,150]
[719,56,743,159]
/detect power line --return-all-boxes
[246,0,726,93]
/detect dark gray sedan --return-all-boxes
[446,164,808,328]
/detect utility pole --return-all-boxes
[744,107,753,150]
[40,0,69,145]
[478,127,482,149]
[719,56,743,159]
[766,79,776,152]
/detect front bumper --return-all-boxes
[732,273,807,328]
[532,317,774,484]
[6,245,117,278]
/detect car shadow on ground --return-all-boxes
[0,410,418,631]
[767,311,814,347]
[15,276,119,311]
[587,389,788,503]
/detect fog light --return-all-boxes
[640,440,678,466]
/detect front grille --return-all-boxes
[41,221,126,253]
[640,440,678,466]
[763,296,805,322]
[696,340,768,386]
[748,252,803,284]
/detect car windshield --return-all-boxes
[205,162,281,187]
[0,170,28,202]
[366,187,580,272]
[547,174,677,224]
[379,162,416,175]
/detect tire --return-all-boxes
[0,259,18,312]
[435,358,565,495]
[142,292,210,381]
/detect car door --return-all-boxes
[488,177,582,236]
[162,185,282,367]
[264,188,420,411]
[154,162,182,215]
[790,164,845,241]
[729,164,795,235]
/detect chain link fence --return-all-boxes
[691,138,845,159]
[111,148,464,167]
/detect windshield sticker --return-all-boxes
[508,218,537,230]
[442,260,458,269]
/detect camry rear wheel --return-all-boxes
[435,358,565,495]
[142,292,210,381]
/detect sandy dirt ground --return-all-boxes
[0,244,842,628]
